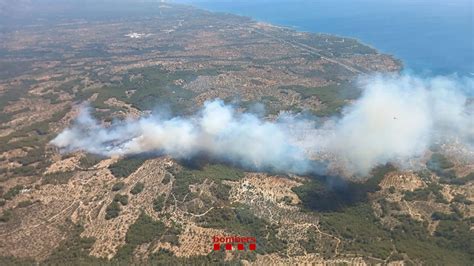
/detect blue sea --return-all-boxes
[177,0,474,76]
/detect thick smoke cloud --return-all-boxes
[51,74,473,177]
[52,99,313,174]
[324,74,473,175]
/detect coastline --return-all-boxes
[183,3,404,73]
[178,1,473,76]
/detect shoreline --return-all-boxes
[183,3,404,73]
[179,1,473,76]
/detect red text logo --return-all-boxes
[212,235,256,251]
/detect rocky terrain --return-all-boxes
[0,2,472,265]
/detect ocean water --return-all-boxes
[177,0,474,76]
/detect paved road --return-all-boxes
[252,27,365,75]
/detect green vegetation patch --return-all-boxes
[43,222,105,265]
[431,211,461,221]
[161,173,171,185]
[149,248,227,265]
[403,188,430,201]
[378,198,401,217]
[91,66,198,114]
[2,185,24,200]
[318,202,473,263]
[0,107,28,125]
[0,209,13,223]
[90,65,241,116]
[428,153,454,170]
[114,194,129,206]
[0,256,36,265]
[105,201,121,220]
[452,194,473,205]
[0,80,34,114]
[114,213,166,262]
[42,171,74,185]
[109,157,147,178]
[293,165,395,212]
[170,168,200,201]
[209,183,232,202]
[111,181,125,191]
[153,194,166,212]
[15,146,45,166]
[79,153,104,168]
[17,200,34,208]
[160,222,182,246]
[290,165,471,262]
[434,219,473,255]
[239,95,283,116]
[130,182,144,195]
[392,215,472,264]
[403,183,447,203]
[427,153,456,180]
[281,82,360,116]
[5,166,36,179]
[440,172,474,186]
[320,203,393,258]
[0,60,32,80]
[53,78,81,94]
[0,106,71,179]
[197,206,287,255]
[192,164,245,181]
[170,163,244,202]
[298,228,320,254]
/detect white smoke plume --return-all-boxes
[52,99,313,174]
[51,74,473,176]
[323,74,473,175]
